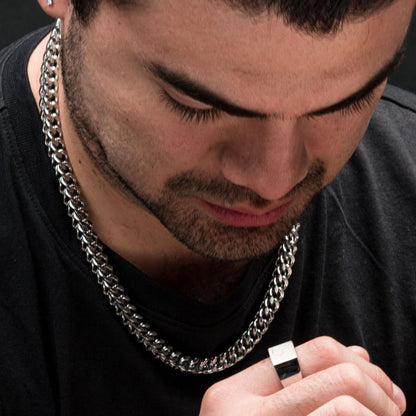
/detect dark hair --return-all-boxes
[71,0,131,23]
[71,0,395,33]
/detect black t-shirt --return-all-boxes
[0,27,415,416]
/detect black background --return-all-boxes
[1,1,415,93]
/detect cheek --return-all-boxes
[80,79,211,175]
[116,107,219,173]
[93,99,222,193]
[80,44,224,176]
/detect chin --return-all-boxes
[159,205,302,262]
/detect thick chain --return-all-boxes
[39,19,300,374]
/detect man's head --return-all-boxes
[38,0,415,261]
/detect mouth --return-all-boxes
[197,199,292,228]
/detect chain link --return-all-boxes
[39,19,300,374]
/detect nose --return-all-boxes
[220,118,309,201]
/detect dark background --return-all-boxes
[1,1,415,93]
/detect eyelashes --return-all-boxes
[161,88,377,125]
[337,90,376,116]
[160,90,222,124]
[307,90,377,120]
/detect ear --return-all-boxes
[37,0,72,20]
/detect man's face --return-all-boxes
[61,0,414,261]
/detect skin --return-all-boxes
[30,0,413,301]
[199,336,407,415]
[30,0,413,413]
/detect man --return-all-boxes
[0,0,415,414]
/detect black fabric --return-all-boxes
[0,28,415,416]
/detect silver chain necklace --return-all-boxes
[39,19,300,374]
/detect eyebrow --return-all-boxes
[145,44,405,120]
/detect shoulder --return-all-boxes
[380,83,416,111]
[370,84,416,147]
[324,84,416,271]
[0,26,51,99]
[330,84,416,200]
[358,84,416,166]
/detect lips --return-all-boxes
[199,199,292,228]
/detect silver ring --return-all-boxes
[268,341,302,387]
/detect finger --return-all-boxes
[348,345,370,361]
[298,337,398,404]
[346,346,406,413]
[392,383,407,414]
[220,355,282,396]
[308,396,377,416]
[266,363,401,416]
[220,336,401,404]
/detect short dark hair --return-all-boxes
[71,0,133,24]
[71,0,395,33]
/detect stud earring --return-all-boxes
[46,0,53,5]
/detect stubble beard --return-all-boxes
[60,19,326,262]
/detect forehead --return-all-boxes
[86,0,413,112]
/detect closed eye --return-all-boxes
[161,90,223,124]
[306,88,378,120]
[162,86,377,124]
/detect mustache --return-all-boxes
[166,160,325,208]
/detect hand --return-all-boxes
[200,336,406,415]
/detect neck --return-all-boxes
[146,258,250,304]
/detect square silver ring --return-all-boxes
[268,341,302,387]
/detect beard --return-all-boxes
[60,18,326,262]
[144,165,324,260]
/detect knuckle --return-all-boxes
[336,363,366,394]
[330,395,365,415]
[392,403,401,416]
[349,345,371,361]
[310,336,342,365]
[260,397,281,414]
[384,394,402,416]
[381,400,401,416]
[261,388,293,414]
[372,364,393,394]
[202,382,228,406]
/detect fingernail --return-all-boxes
[393,383,406,414]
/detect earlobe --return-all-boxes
[37,0,71,19]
